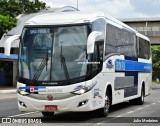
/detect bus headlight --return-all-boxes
[17,89,29,96]
[71,83,96,95]
[20,90,29,95]
[73,88,86,95]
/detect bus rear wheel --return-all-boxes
[96,91,110,117]
[130,86,144,105]
[42,112,54,117]
[136,87,144,105]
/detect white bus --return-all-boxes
[4,11,152,117]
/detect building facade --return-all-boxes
[120,17,160,45]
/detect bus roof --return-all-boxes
[26,11,149,41]
[26,11,134,30]
[136,32,150,41]
[26,11,105,25]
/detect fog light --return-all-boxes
[78,100,88,107]
[19,101,27,108]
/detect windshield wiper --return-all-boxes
[46,50,49,71]
[32,50,49,81]
[60,44,69,80]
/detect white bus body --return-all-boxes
[7,11,151,117]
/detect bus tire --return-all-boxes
[136,87,144,105]
[129,86,144,105]
[96,90,110,117]
[42,112,54,117]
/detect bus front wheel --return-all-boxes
[42,112,54,117]
[96,90,110,117]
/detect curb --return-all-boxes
[0,89,16,94]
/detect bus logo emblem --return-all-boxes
[47,95,53,100]
[106,59,113,69]
[30,87,34,93]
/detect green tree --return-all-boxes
[151,45,160,80]
[0,0,22,18]
[0,15,17,37]
[0,0,46,17]
[0,0,46,38]
[19,0,46,14]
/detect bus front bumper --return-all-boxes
[17,92,96,112]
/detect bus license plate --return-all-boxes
[45,105,57,111]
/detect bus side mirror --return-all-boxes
[4,35,20,56]
[87,31,102,54]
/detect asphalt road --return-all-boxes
[0,84,160,126]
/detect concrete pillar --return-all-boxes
[145,21,148,35]
[13,61,18,87]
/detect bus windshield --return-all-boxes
[19,25,89,83]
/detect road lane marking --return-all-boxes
[152,103,156,105]
[158,101,160,103]
[8,111,39,117]
[127,111,134,114]
[0,96,17,100]
[96,123,104,125]
[116,115,122,117]
[137,107,142,110]
[144,105,150,107]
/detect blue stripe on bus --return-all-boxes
[19,86,46,89]
[19,86,46,90]
[115,59,152,72]
[19,86,46,94]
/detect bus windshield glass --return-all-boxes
[19,25,89,82]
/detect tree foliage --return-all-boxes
[0,0,22,18]
[0,0,46,38]
[0,15,17,37]
[0,0,46,17]
[151,45,160,80]
[19,0,46,14]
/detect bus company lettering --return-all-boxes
[93,88,99,98]
[42,82,58,85]
[115,59,125,71]
[46,88,63,93]
[144,65,151,70]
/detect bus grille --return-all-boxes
[28,93,75,100]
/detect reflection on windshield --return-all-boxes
[19,25,89,82]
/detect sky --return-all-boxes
[40,0,160,18]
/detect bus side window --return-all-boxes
[138,38,150,59]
